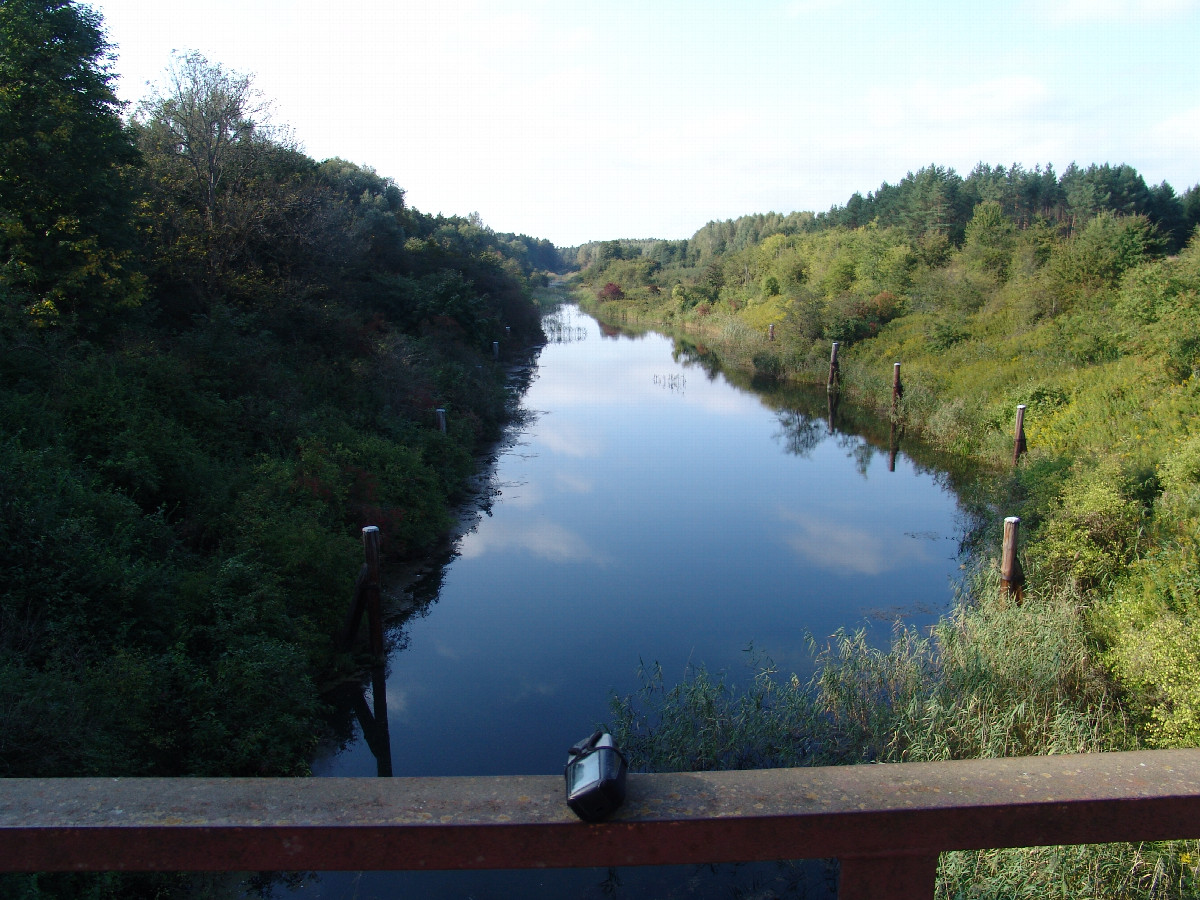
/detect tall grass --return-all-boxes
[611,570,1200,898]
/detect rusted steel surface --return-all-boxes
[3,750,1200,874]
[838,853,939,900]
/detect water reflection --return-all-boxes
[458,519,610,565]
[652,373,687,394]
[672,337,722,379]
[296,304,976,900]
[774,409,824,458]
[543,307,589,344]
[350,666,393,777]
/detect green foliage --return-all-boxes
[751,351,782,380]
[614,576,1117,770]
[1048,212,1164,297]
[0,3,547,799]
[825,289,903,343]
[1093,433,1200,747]
[963,200,1017,280]
[578,158,1200,899]
[1031,458,1144,592]
[0,0,143,322]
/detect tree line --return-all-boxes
[567,161,1198,275]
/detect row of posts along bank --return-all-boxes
[346,339,1035,672]
[823,341,1029,605]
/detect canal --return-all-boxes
[284,302,972,898]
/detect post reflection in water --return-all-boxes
[350,665,393,777]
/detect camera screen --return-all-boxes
[568,752,601,794]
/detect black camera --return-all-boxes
[564,730,628,822]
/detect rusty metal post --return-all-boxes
[828,342,840,392]
[839,853,939,900]
[363,526,384,659]
[1001,516,1024,604]
[1013,404,1028,465]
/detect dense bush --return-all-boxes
[0,3,549,791]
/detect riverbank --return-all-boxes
[573,233,1200,897]
[336,353,544,674]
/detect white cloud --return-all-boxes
[498,481,543,509]
[554,472,595,494]
[432,639,462,661]
[457,521,609,565]
[1150,104,1200,156]
[536,422,604,458]
[383,685,409,714]
[870,77,1050,129]
[778,508,928,575]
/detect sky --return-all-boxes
[87,0,1200,248]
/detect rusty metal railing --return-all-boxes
[5,750,1200,899]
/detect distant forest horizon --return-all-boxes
[562,161,1199,264]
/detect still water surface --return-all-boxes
[291,304,969,898]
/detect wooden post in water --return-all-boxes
[493,341,500,359]
[1000,516,1025,605]
[1013,404,1028,465]
[362,526,384,659]
[436,408,447,434]
[505,325,511,337]
[827,342,840,392]
[891,362,903,418]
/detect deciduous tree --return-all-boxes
[0,0,141,323]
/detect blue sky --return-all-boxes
[89,0,1200,247]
